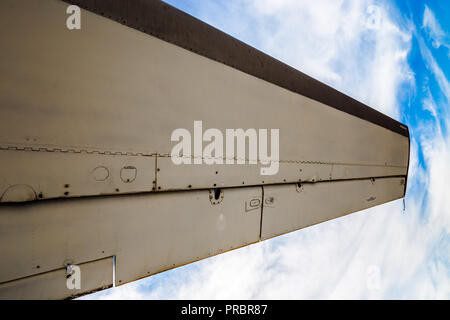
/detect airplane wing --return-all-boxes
[0,0,409,299]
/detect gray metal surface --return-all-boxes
[0,150,156,202]
[261,177,406,240]
[0,257,113,300]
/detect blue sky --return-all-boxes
[87,0,449,299]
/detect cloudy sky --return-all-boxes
[86,0,449,299]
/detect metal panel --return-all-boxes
[0,187,262,290]
[157,156,407,191]
[0,150,156,202]
[261,177,406,240]
[0,257,113,300]
[114,187,262,285]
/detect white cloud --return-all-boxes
[422,5,450,52]
[87,1,450,300]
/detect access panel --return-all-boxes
[261,177,405,240]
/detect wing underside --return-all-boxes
[0,0,409,299]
